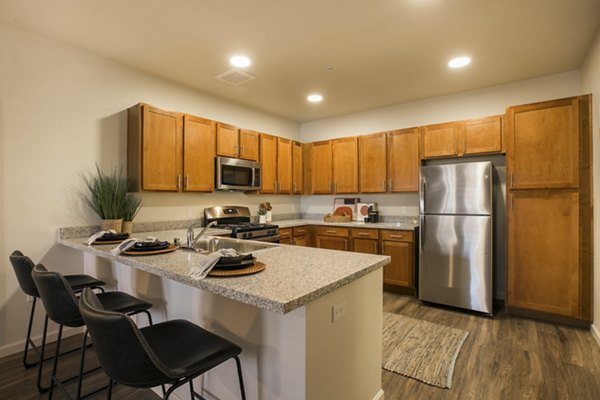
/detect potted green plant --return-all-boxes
[77,164,129,232]
[121,193,142,234]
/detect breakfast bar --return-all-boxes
[58,228,390,400]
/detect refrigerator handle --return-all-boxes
[419,177,426,213]
[419,215,425,251]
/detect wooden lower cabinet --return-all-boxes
[380,230,415,290]
[507,190,585,319]
[279,226,308,246]
[314,226,350,251]
[279,228,293,245]
[351,228,379,254]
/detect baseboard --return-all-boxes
[373,389,385,400]
[0,326,82,358]
[591,324,600,348]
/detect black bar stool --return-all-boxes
[79,287,246,400]
[9,250,105,381]
[32,264,153,400]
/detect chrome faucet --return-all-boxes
[186,221,217,248]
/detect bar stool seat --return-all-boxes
[9,250,105,374]
[32,264,153,400]
[79,288,246,400]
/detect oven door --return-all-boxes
[215,156,261,191]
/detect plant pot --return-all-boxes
[122,221,133,235]
[259,215,267,224]
[100,219,123,232]
[266,211,272,222]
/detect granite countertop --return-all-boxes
[58,229,390,314]
[274,219,418,231]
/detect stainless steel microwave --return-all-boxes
[215,156,261,191]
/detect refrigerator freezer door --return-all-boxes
[419,214,493,314]
[420,162,492,215]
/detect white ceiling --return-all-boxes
[1,0,599,122]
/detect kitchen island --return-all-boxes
[59,227,390,400]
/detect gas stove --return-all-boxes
[204,206,280,242]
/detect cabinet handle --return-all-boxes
[326,230,337,234]
[296,229,305,234]
[453,138,457,154]
[510,172,514,188]
[389,179,393,192]
[358,232,370,236]
[177,174,181,189]
[274,181,278,193]
[185,175,189,189]
[390,234,404,239]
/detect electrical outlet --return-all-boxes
[26,295,34,303]
[332,300,347,323]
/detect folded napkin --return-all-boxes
[85,229,117,245]
[189,248,239,280]
[110,238,141,255]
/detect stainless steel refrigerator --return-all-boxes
[419,161,493,314]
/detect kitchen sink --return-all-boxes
[181,237,278,254]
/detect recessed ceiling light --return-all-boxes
[307,94,323,103]
[448,56,471,69]
[230,55,251,68]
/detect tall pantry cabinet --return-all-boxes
[505,95,592,323]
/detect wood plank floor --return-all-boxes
[382,292,600,400]
[2,292,600,399]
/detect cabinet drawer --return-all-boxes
[351,228,379,239]
[380,230,413,242]
[315,226,349,237]
[293,226,308,236]
[279,228,292,239]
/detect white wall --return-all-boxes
[299,71,582,217]
[581,28,600,343]
[0,22,300,355]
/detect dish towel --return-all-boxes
[110,238,141,255]
[189,248,239,280]
[85,229,117,245]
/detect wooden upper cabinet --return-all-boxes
[311,140,333,194]
[139,104,183,191]
[332,137,358,194]
[183,115,215,192]
[260,134,278,194]
[359,132,387,193]
[463,116,503,155]
[506,97,580,189]
[387,128,419,192]
[292,141,303,194]
[507,191,581,318]
[277,138,293,194]
[420,121,463,158]
[216,122,239,158]
[239,129,259,161]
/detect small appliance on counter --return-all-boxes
[358,202,378,222]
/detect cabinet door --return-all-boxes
[277,138,293,194]
[507,97,580,189]
[293,235,307,247]
[279,228,293,244]
[239,129,259,161]
[332,137,358,193]
[381,240,414,287]
[216,122,239,158]
[507,191,581,318]
[183,115,215,192]
[420,121,463,159]
[464,116,503,155]
[292,141,303,194]
[316,235,349,251]
[359,132,387,193]
[388,128,419,192]
[142,105,183,191]
[311,141,333,194]
[353,238,379,254]
[260,134,278,193]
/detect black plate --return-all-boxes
[129,241,170,252]
[213,257,256,270]
[96,232,130,242]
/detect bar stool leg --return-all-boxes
[235,356,246,400]
[76,332,90,400]
[23,297,39,368]
[36,315,50,392]
[47,324,63,400]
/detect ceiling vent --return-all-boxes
[215,69,256,86]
